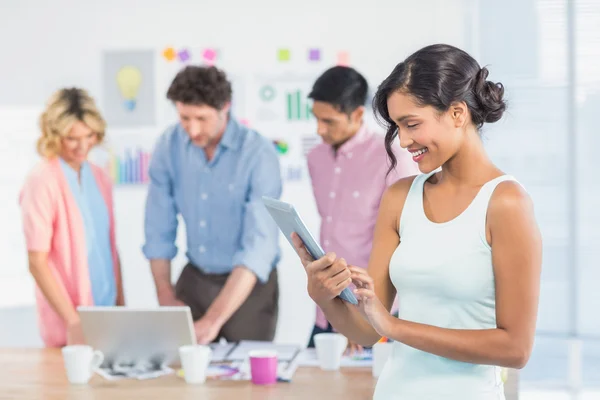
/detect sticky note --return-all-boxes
[277,49,291,62]
[162,47,177,62]
[240,118,250,127]
[203,48,217,61]
[337,51,350,66]
[178,49,190,63]
[308,48,320,61]
[202,48,218,66]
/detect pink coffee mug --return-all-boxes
[249,350,278,385]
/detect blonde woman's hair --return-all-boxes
[37,88,106,158]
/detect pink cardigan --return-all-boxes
[19,157,120,347]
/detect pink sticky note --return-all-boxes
[203,48,217,65]
[337,51,350,66]
[240,118,250,127]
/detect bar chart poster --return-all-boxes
[253,73,318,124]
[286,89,312,121]
[106,147,152,185]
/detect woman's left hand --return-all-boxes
[350,266,393,337]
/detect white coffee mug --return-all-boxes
[179,345,212,384]
[62,345,104,384]
[372,342,393,378]
[314,333,348,371]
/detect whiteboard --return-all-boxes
[0,107,42,307]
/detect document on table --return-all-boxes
[204,340,303,382]
[96,362,174,381]
[298,348,373,367]
[209,341,236,362]
[95,341,305,381]
[225,340,301,362]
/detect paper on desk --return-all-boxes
[176,364,241,380]
[225,340,301,362]
[209,341,236,362]
[95,363,174,381]
[199,360,298,382]
[177,354,300,382]
[298,348,373,368]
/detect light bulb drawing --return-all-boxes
[116,66,142,111]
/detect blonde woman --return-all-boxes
[19,88,124,347]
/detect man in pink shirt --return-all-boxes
[306,66,419,350]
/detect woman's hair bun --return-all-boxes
[473,67,506,124]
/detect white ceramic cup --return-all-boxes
[314,333,348,371]
[179,345,212,384]
[61,345,104,384]
[372,342,393,378]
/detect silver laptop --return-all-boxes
[78,306,195,368]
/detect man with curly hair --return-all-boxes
[143,66,282,344]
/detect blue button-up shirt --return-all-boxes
[142,118,282,283]
[59,158,116,305]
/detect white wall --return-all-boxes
[0,0,471,346]
[0,0,472,106]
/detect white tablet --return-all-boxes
[77,306,196,368]
[262,196,358,305]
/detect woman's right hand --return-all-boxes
[66,320,86,346]
[291,232,352,304]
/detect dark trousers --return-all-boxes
[307,323,334,348]
[174,262,279,342]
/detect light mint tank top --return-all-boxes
[374,171,518,400]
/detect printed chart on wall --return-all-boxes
[89,130,158,186]
[249,72,321,184]
[103,46,354,187]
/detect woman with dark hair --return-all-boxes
[292,44,542,398]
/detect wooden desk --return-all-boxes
[1,349,377,400]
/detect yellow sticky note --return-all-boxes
[177,369,185,378]
[278,49,291,62]
[162,47,177,62]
